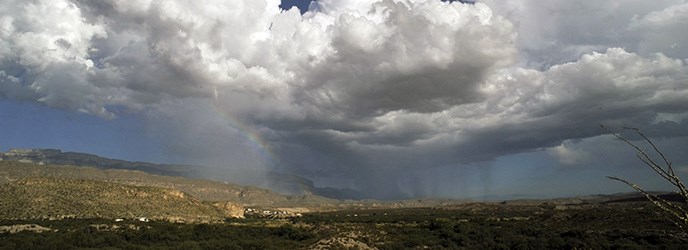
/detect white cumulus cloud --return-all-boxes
[1,0,688,198]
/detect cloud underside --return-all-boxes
[1,0,688,197]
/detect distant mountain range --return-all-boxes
[1,148,677,203]
[0,149,680,221]
[0,148,370,200]
[0,148,202,177]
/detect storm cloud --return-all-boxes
[1,0,687,198]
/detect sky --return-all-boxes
[1,0,687,199]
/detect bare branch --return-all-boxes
[602,124,688,232]
[636,153,676,184]
[600,125,673,180]
[628,127,674,174]
[607,176,688,230]
[628,127,688,198]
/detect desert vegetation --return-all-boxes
[1,143,687,248]
[2,202,687,249]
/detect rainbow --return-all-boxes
[209,103,280,168]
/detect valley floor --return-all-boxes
[1,202,687,249]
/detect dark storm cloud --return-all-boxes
[1,0,687,198]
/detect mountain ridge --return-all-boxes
[0,158,679,223]
[0,148,369,199]
[0,160,335,207]
[1,148,676,205]
[0,148,203,177]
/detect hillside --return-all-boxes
[0,177,241,222]
[0,161,335,207]
[0,148,368,199]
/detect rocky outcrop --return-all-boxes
[0,224,55,234]
[213,202,245,218]
[4,148,61,156]
[1,149,62,165]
